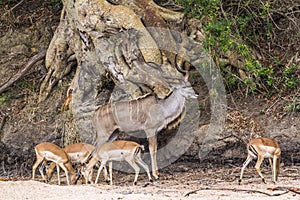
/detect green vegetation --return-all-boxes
[176,0,299,97]
[284,98,300,112]
[0,0,17,4]
[50,0,62,9]
[283,64,300,90]
[0,93,9,105]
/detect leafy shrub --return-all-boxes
[176,0,299,96]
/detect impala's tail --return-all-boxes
[85,147,96,164]
[248,144,258,159]
[133,145,144,157]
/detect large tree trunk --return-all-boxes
[38,0,186,142]
[38,0,226,157]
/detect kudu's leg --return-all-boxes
[148,135,159,180]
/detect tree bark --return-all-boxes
[38,0,223,145]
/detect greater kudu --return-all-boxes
[93,60,198,180]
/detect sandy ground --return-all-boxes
[1,163,299,200]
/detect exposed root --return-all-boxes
[0,51,46,94]
[184,187,291,197]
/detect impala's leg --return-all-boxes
[95,162,106,184]
[239,155,252,184]
[275,156,280,181]
[272,156,278,183]
[84,157,98,184]
[39,160,48,183]
[269,158,274,183]
[80,164,86,184]
[269,158,273,169]
[95,163,103,184]
[80,163,93,184]
[73,164,82,185]
[126,159,140,185]
[135,154,153,182]
[148,135,159,180]
[108,161,113,186]
[32,156,43,180]
[56,164,61,185]
[254,156,266,183]
[46,162,56,182]
[59,163,70,185]
[103,165,109,183]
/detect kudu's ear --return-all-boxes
[174,54,190,83]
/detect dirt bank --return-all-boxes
[1,165,299,200]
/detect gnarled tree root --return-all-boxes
[0,51,46,94]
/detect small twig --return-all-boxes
[0,51,46,94]
[268,187,300,195]
[289,188,300,195]
[0,110,7,134]
[184,187,289,197]
[1,161,7,176]
[3,0,25,16]
[265,96,281,113]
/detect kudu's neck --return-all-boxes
[160,89,185,118]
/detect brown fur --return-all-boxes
[239,137,281,184]
[32,142,76,185]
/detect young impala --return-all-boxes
[32,142,76,185]
[84,140,153,186]
[239,137,281,184]
[46,142,95,183]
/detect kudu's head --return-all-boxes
[170,54,198,99]
[174,84,198,99]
